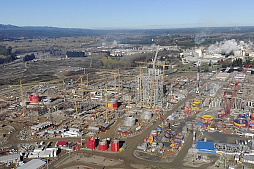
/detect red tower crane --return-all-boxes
[218,82,239,118]
[218,63,250,118]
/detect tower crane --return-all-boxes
[66,87,116,123]
[152,41,160,69]
[101,70,119,98]
[218,63,251,118]
[11,79,62,115]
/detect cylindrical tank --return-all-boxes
[141,111,152,120]
[29,94,40,103]
[107,98,118,110]
[86,137,96,150]
[98,139,108,151]
[151,130,157,138]
[110,139,119,152]
[251,113,254,120]
[234,118,248,128]
[124,117,136,126]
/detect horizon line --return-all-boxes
[1,23,254,31]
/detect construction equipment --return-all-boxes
[243,63,251,74]
[72,89,78,115]
[218,64,250,118]
[101,70,119,98]
[153,41,160,69]
[135,44,169,108]
[218,83,239,118]
[69,87,116,124]
[14,80,61,115]
[157,110,172,140]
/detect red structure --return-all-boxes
[251,114,254,120]
[98,139,108,151]
[107,99,118,110]
[86,137,96,150]
[29,94,40,103]
[110,139,119,152]
[56,141,68,146]
[219,64,251,118]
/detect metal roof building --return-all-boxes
[0,153,19,163]
[18,159,46,169]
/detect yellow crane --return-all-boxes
[149,76,155,109]
[105,85,108,123]
[100,70,119,98]
[11,79,62,115]
[66,87,116,123]
[72,89,78,115]
[73,75,89,99]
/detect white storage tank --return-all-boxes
[124,116,136,127]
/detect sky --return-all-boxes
[1,0,254,29]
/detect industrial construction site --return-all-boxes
[1,38,254,169]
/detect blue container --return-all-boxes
[196,141,214,151]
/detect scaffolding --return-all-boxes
[136,68,164,108]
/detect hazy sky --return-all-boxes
[1,0,254,29]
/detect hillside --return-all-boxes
[2,24,254,41]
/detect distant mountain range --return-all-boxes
[0,24,105,40]
[1,24,254,40]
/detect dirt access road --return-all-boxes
[49,93,214,169]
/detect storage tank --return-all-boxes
[29,94,40,104]
[234,118,248,128]
[86,137,96,150]
[107,98,118,110]
[98,139,108,151]
[110,139,119,152]
[124,116,136,127]
[141,111,152,120]
[248,120,254,129]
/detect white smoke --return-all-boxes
[194,31,207,45]
[207,39,252,55]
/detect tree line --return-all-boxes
[0,45,17,64]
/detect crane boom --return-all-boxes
[153,42,160,69]
[243,63,251,74]
[219,63,250,118]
